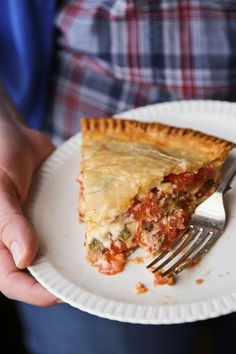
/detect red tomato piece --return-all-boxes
[98,254,125,275]
[154,274,175,285]
[195,167,214,184]
[109,239,126,255]
[164,172,195,191]
[128,193,158,221]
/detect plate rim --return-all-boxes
[27,99,236,324]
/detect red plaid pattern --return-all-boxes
[48,0,236,141]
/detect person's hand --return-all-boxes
[0,90,58,306]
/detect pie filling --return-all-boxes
[85,166,220,276]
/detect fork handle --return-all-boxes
[217,162,236,194]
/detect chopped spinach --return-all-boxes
[89,238,105,254]
[157,234,166,249]
[152,235,166,256]
[119,225,131,240]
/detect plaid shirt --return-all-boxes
[48,0,236,141]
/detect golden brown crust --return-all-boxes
[80,117,235,224]
[81,117,235,165]
[80,117,235,276]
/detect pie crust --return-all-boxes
[80,118,234,223]
[81,117,234,164]
[79,117,235,277]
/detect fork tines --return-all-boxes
[147,225,222,278]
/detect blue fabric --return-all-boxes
[17,302,205,354]
[16,302,236,354]
[0,0,56,129]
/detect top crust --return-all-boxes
[81,117,235,166]
[80,117,235,224]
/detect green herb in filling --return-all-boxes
[152,235,166,256]
[119,225,131,240]
[156,234,166,250]
[89,238,105,254]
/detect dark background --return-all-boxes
[0,293,28,354]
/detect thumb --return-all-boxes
[0,172,38,269]
[23,127,55,169]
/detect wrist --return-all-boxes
[0,85,26,128]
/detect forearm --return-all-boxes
[0,82,26,127]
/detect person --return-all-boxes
[1,1,236,353]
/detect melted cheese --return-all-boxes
[86,221,137,248]
[87,222,125,244]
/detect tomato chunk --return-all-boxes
[154,274,175,285]
[164,172,195,191]
[127,193,158,221]
[164,167,215,192]
[98,254,125,275]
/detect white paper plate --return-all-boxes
[27,100,236,324]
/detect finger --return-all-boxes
[0,242,58,306]
[0,173,38,268]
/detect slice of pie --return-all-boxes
[78,117,235,279]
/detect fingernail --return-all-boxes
[11,241,22,266]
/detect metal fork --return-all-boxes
[147,159,236,279]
